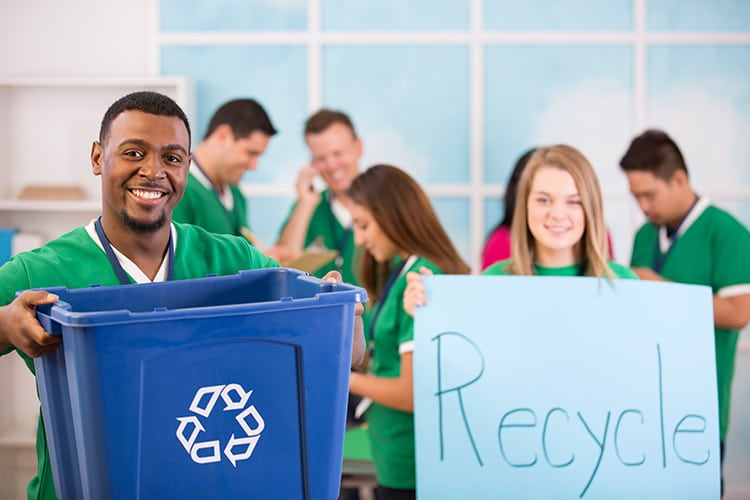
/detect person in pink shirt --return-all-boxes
[483,148,613,270]
[481,149,535,270]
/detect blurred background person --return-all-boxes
[620,129,750,496]
[345,164,470,500]
[275,109,363,285]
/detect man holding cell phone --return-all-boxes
[275,109,364,286]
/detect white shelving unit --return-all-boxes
[0,354,37,500]
[0,76,192,242]
[0,76,191,499]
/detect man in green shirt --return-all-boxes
[172,98,276,239]
[275,109,363,286]
[0,91,364,500]
[275,110,366,500]
[620,129,750,493]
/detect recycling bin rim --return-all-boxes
[23,267,367,330]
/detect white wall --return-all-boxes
[0,0,154,78]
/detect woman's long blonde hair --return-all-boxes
[506,145,613,278]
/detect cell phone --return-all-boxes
[308,175,326,193]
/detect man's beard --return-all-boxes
[120,210,167,233]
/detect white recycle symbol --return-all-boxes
[176,383,265,467]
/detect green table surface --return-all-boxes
[342,425,373,461]
[341,425,375,478]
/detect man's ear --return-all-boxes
[670,169,688,188]
[91,141,103,176]
[215,123,235,143]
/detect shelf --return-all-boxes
[0,200,100,213]
[0,78,192,199]
[0,426,35,448]
[0,76,190,241]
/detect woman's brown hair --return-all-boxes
[347,164,470,302]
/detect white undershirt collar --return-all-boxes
[658,196,710,253]
[329,193,352,228]
[85,219,178,284]
[191,159,234,211]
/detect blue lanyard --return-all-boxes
[368,258,410,343]
[652,196,699,274]
[192,158,222,197]
[94,217,174,285]
[652,240,673,275]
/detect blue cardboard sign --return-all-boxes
[414,276,719,500]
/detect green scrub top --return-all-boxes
[631,201,750,440]
[0,221,278,499]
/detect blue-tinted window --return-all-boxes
[484,44,632,186]
[160,0,306,31]
[647,45,750,187]
[484,0,632,31]
[433,197,471,263]
[246,196,295,245]
[484,197,503,236]
[161,45,309,184]
[322,45,470,184]
[648,0,750,32]
[322,0,469,31]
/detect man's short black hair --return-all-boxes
[99,91,192,150]
[203,98,277,140]
[619,129,687,181]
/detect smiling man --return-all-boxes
[172,98,277,238]
[0,91,364,500]
[620,129,750,495]
[275,109,363,285]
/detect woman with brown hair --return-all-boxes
[344,164,469,500]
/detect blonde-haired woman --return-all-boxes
[485,144,634,278]
[405,144,635,318]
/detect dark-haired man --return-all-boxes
[0,91,364,499]
[620,129,750,493]
[275,109,363,285]
[275,109,368,500]
[173,98,276,238]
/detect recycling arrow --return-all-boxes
[176,383,264,466]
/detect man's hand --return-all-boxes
[265,245,297,266]
[276,165,324,253]
[295,165,323,206]
[322,270,366,367]
[0,290,61,358]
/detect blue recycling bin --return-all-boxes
[32,268,366,500]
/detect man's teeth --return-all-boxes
[132,189,163,200]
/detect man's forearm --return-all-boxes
[350,315,365,368]
[276,201,317,251]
